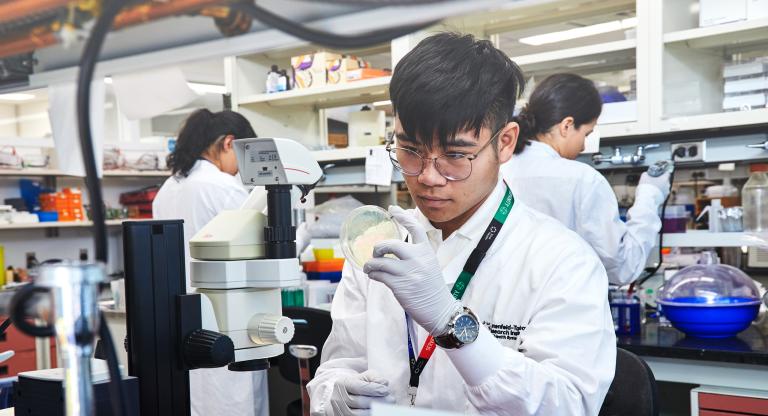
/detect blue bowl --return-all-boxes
[658,296,761,338]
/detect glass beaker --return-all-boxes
[742,171,768,232]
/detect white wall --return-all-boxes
[17,101,51,138]
[0,104,17,137]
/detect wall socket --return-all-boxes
[671,140,707,162]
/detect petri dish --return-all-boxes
[340,205,402,269]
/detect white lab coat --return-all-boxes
[153,159,268,416]
[502,141,665,285]
[307,179,616,415]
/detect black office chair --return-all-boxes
[275,307,333,416]
[599,348,659,416]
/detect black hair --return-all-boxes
[389,32,525,150]
[167,109,257,177]
[513,73,602,154]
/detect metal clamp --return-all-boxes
[592,144,659,166]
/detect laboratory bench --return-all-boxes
[619,322,768,414]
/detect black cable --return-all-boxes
[232,2,438,49]
[76,1,127,415]
[636,152,685,287]
[99,314,126,416]
[9,285,55,338]
[77,0,126,264]
[0,318,11,336]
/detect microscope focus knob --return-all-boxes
[248,314,295,345]
[184,329,235,369]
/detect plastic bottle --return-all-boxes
[278,69,290,92]
[265,65,281,93]
[742,170,768,232]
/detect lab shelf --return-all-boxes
[597,122,643,139]
[0,219,125,230]
[655,109,768,133]
[512,39,636,74]
[663,17,768,50]
[0,168,64,176]
[314,185,392,194]
[103,170,170,177]
[312,146,385,162]
[662,230,768,248]
[238,76,391,109]
[0,169,169,178]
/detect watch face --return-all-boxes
[454,314,479,344]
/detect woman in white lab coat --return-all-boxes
[502,73,671,286]
[152,108,268,416]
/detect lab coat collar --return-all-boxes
[527,140,562,159]
[414,178,508,244]
[194,158,220,173]
[172,159,216,180]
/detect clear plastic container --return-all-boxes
[340,206,402,270]
[742,171,768,232]
[657,252,761,338]
[662,205,688,233]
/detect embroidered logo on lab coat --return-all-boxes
[483,321,526,341]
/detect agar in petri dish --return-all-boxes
[340,205,402,269]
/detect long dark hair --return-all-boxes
[514,73,602,154]
[167,109,256,177]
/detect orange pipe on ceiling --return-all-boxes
[0,0,71,25]
[0,0,232,60]
[0,29,58,59]
[113,0,228,29]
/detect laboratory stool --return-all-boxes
[599,348,659,416]
[274,307,332,416]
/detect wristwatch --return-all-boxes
[433,307,480,349]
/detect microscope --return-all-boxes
[121,138,322,415]
[189,137,323,368]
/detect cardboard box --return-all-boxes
[291,52,341,89]
[346,68,391,82]
[328,132,348,148]
[700,0,747,27]
[327,55,367,85]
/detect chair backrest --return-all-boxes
[277,307,333,385]
[599,348,659,416]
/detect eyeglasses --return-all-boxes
[385,127,504,181]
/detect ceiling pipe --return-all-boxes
[0,0,231,60]
[113,0,227,29]
[0,28,59,60]
[0,0,71,26]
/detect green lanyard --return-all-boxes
[407,183,515,405]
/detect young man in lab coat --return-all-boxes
[307,33,616,415]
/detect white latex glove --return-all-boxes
[639,171,671,200]
[363,205,462,336]
[329,370,394,416]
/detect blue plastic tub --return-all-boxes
[306,271,342,283]
[36,211,58,222]
[659,296,761,338]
